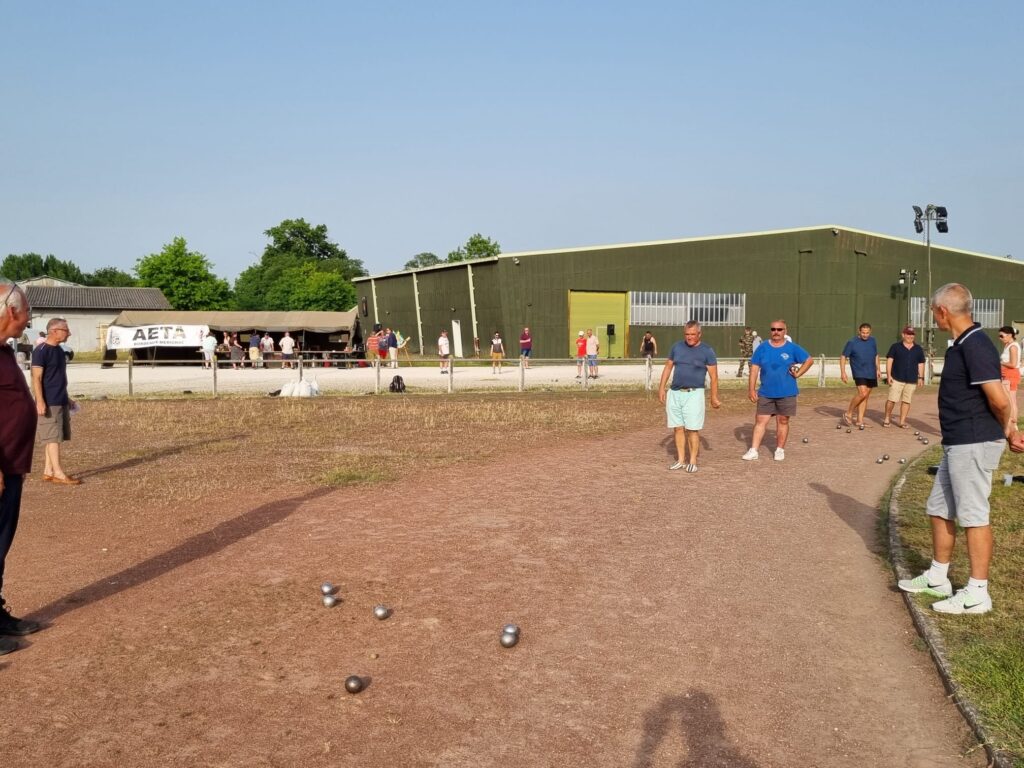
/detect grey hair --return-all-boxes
[46,316,68,331]
[684,320,702,331]
[0,279,27,311]
[931,283,973,316]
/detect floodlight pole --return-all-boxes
[912,204,947,361]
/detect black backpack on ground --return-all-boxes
[389,375,406,393]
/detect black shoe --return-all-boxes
[0,607,41,636]
[0,636,18,655]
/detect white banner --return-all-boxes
[106,324,211,349]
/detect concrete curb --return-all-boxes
[887,456,1014,768]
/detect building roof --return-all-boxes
[110,310,359,334]
[355,224,1017,280]
[26,285,172,311]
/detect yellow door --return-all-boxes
[568,291,628,358]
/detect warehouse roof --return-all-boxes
[355,225,1014,280]
[26,285,172,310]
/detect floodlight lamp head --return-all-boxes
[935,206,948,218]
[936,221,949,233]
[914,220,924,234]
[912,205,923,217]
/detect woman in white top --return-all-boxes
[998,326,1021,427]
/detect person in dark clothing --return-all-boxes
[883,325,926,427]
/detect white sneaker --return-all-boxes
[897,572,953,598]
[669,461,684,470]
[932,588,992,615]
[774,448,785,461]
[741,448,759,461]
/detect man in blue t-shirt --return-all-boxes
[898,284,1024,615]
[657,321,720,473]
[741,319,812,461]
[30,317,81,485]
[840,323,880,428]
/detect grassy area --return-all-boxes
[891,435,1024,765]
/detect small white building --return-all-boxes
[22,278,172,353]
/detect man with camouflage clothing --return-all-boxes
[737,326,755,377]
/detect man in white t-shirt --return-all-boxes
[279,332,296,369]
[585,328,600,378]
[438,330,451,373]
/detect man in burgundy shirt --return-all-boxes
[0,280,42,654]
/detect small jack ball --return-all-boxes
[344,675,364,694]
[500,632,519,648]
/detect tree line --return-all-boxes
[2,221,500,312]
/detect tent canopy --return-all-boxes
[110,310,360,334]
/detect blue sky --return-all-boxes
[2,2,1021,280]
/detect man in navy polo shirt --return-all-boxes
[840,323,880,428]
[898,284,1024,614]
[658,321,720,473]
[883,325,926,428]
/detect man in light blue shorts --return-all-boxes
[898,284,1024,614]
[658,321,720,473]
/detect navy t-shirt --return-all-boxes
[667,341,717,389]
[842,336,878,378]
[938,324,1004,446]
[886,342,926,383]
[31,342,69,407]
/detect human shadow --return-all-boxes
[27,486,336,624]
[73,435,249,480]
[632,688,759,768]
[660,433,710,458]
[808,482,880,554]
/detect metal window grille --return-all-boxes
[629,292,746,327]
[911,296,1003,329]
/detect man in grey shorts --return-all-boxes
[898,284,1024,614]
[31,317,81,485]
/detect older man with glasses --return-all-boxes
[0,280,43,654]
[741,320,813,461]
[31,317,81,485]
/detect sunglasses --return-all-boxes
[770,327,785,332]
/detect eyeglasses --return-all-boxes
[0,280,21,312]
[770,327,785,332]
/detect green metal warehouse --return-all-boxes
[354,225,1024,360]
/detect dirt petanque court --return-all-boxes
[0,390,986,767]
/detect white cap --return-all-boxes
[578,331,584,336]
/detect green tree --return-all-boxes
[446,233,501,263]
[1,253,86,283]
[403,252,441,270]
[234,218,365,310]
[135,237,232,310]
[264,263,356,311]
[85,266,138,287]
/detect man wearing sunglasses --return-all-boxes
[31,317,81,485]
[742,320,812,461]
[0,280,43,653]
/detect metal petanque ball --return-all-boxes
[922,439,930,445]
[502,623,520,637]
[859,424,865,431]
[876,458,884,464]
[898,458,907,464]
[802,438,809,444]
[846,428,852,434]
[373,605,390,620]
[914,431,920,436]
[320,582,334,596]
[883,454,890,461]
[344,675,364,694]
[500,632,519,648]
[322,594,338,608]
[836,424,842,430]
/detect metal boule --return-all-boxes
[320,582,334,595]
[322,594,338,608]
[876,458,884,464]
[502,624,520,637]
[500,632,519,648]
[802,438,809,444]
[373,605,390,620]
[344,675,364,694]
[883,454,890,461]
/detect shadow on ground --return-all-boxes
[27,486,335,624]
[632,688,759,768]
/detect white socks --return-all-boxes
[967,577,989,594]
[927,560,950,584]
